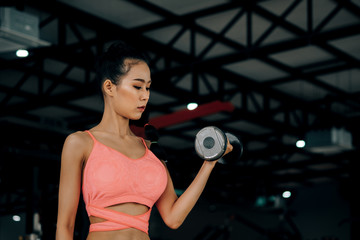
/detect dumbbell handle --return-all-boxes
[224,138,233,157]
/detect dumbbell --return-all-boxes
[195,126,243,164]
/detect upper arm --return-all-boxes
[57,132,88,230]
[155,163,179,223]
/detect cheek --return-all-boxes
[114,89,140,113]
[117,87,137,101]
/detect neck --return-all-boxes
[96,104,133,137]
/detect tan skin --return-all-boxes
[55,60,233,240]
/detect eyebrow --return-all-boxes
[133,78,152,84]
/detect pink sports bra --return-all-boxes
[82,130,168,234]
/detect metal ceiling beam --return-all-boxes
[259,57,360,110]
[193,23,359,70]
[0,81,96,117]
[5,0,358,112]
[130,0,247,52]
[0,1,357,224]
[0,0,355,148]
[332,0,360,17]
[27,1,192,63]
[0,2,354,145]
[252,3,360,67]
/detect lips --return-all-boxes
[138,106,146,111]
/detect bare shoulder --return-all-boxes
[64,131,92,147]
[62,131,93,161]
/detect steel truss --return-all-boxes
[0,0,359,233]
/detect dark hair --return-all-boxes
[95,40,150,93]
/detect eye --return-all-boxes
[134,86,142,90]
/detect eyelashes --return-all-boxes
[134,86,151,91]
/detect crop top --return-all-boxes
[82,130,168,234]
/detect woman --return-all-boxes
[55,40,232,240]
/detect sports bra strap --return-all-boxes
[85,130,97,141]
[140,137,149,149]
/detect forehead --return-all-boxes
[125,60,150,78]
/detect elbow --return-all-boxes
[167,222,181,230]
[168,223,181,230]
[164,218,183,230]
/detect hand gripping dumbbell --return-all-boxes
[195,126,243,164]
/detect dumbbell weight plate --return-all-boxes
[195,126,227,161]
[221,132,243,164]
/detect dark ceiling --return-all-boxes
[0,0,359,237]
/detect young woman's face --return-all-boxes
[111,60,151,120]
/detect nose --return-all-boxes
[141,89,150,101]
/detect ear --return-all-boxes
[103,79,115,97]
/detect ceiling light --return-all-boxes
[282,191,291,199]
[12,215,21,222]
[187,102,198,111]
[16,49,29,57]
[296,139,306,148]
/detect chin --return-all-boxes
[130,115,142,121]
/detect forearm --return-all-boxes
[169,160,216,227]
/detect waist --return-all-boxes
[87,228,150,240]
